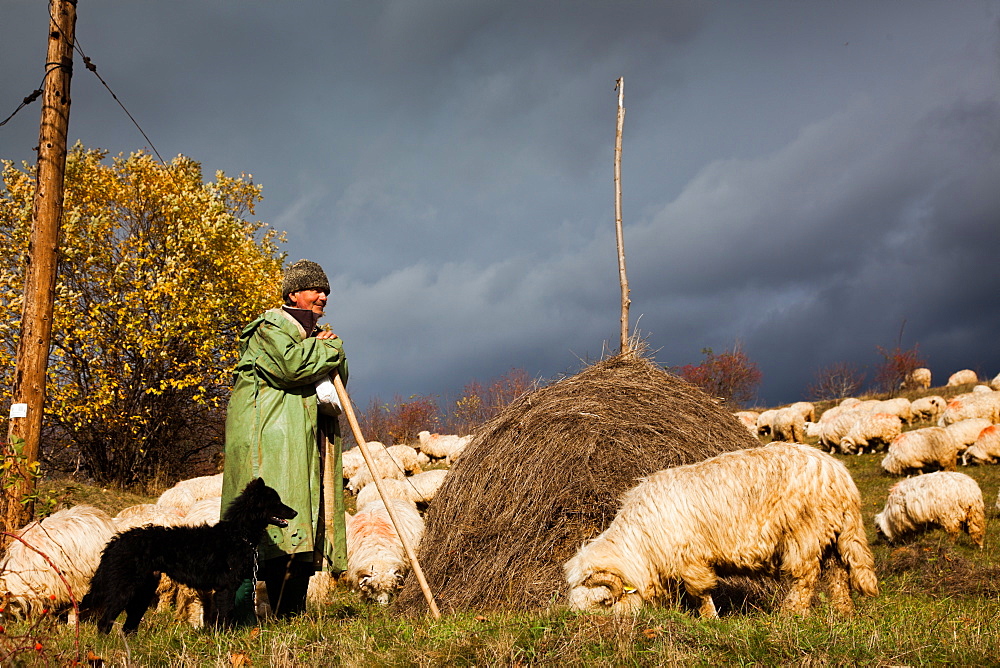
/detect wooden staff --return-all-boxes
[332,374,441,619]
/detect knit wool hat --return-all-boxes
[281,259,330,300]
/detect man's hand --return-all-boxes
[316,331,338,340]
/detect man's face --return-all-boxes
[289,288,328,315]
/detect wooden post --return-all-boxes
[2,0,77,537]
[613,77,630,354]
[332,375,441,619]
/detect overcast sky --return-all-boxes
[3,1,1000,410]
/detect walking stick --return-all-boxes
[332,374,442,619]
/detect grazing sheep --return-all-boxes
[901,367,932,391]
[156,474,224,514]
[937,392,1000,426]
[384,444,423,475]
[819,410,864,452]
[840,397,862,408]
[881,427,965,475]
[870,398,912,425]
[0,505,118,618]
[910,395,946,424]
[947,369,979,387]
[563,442,878,618]
[874,472,985,548]
[944,418,992,451]
[405,469,449,505]
[345,498,425,605]
[347,447,409,493]
[771,407,806,443]
[733,411,760,434]
[973,384,994,394]
[113,504,186,531]
[355,478,420,510]
[341,447,367,481]
[416,431,472,464]
[755,410,777,437]
[839,413,902,455]
[962,425,1000,465]
[787,401,816,423]
[991,372,1000,392]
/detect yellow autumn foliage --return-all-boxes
[0,144,285,485]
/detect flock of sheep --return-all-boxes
[1,366,998,627]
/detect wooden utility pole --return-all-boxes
[3,0,77,536]
[613,77,630,353]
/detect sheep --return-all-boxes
[156,473,224,514]
[874,472,985,548]
[345,498,425,605]
[962,425,1000,465]
[384,444,423,475]
[937,392,1000,426]
[347,446,409,492]
[881,427,965,475]
[943,417,992,451]
[341,447,367,481]
[733,411,760,434]
[947,369,979,387]
[973,384,994,394]
[870,398,912,425]
[0,505,118,618]
[356,470,449,509]
[771,407,806,443]
[787,401,816,423]
[563,442,878,618]
[901,367,932,391]
[910,395,946,424]
[416,431,472,464]
[755,410,777,437]
[839,413,902,455]
[113,503,186,531]
[840,397,862,408]
[818,410,865,452]
[804,421,822,438]
[992,372,1000,392]
[355,478,420,510]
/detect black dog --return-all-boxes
[80,477,296,634]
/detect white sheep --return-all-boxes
[881,427,964,475]
[947,369,979,387]
[771,407,806,443]
[755,410,777,437]
[355,478,419,510]
[384,444,424,475]
[787,401,816,423]
[156,473,224,514]
[874,472,985,548]
[113,503,186,531]
[0,505,118,618]
[937,392,1000,426]
[973,384,994,394]
[839,413,902,455]
[944,417,992,451]
[961,425,1000,465]
[870,398,912,425]
[563,442,878,618]
[356,469,449,509]
[416,431,472,464]
[345,498,425,605]
[910,395,946,424]
[818,410,864,452]
[347,447,409,493]
[991,372,1000,392]
[901,367,932,390]
[341,447,367,480]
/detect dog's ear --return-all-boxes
[249,477,265,490]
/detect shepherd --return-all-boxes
[220,259,348,622]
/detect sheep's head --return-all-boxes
[873,512,893,542]
[566,571,627,611]
[357,565,406,605]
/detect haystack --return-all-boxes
[396,351,762,613]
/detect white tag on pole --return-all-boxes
[9,403,28,419]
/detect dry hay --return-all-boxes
[396,352,763,613]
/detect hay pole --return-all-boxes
[332,374,442,619]
[613,77,631,354]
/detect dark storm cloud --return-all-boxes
[3,1,999,410]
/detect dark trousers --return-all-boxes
[260,555,315,618]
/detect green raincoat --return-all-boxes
[220,307,348,572]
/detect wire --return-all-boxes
[0,63,61,128]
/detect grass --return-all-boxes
[6,387,1000,666]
